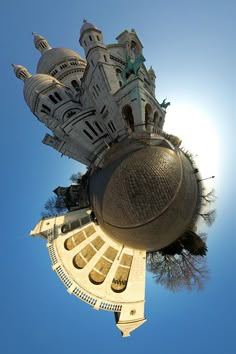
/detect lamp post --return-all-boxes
[197,176,215,182]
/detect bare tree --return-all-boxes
[197,209,216,226]
[147,250,208,292]
[70,172,82,183]
[41,195,67,218]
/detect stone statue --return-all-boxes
[160,98,171,109]
[121,54,146,81]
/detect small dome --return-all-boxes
[23,74,60,111]
[36,47,86,74]
[12,64,31,81]
[32,32,51,54]
[80,19,98,35]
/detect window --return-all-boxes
[104,55,107,62]
[84,40,87,46]
[49,95,57,104]
[89,35,92,41]
[95,122,103,133]
[89,246,118,285]
[153,111,159,126]
[83,129,93,140]
[111,254,133,293]
[54,92,62,101]
[85,121,98,136]
[158,116,163,128]
[122,105,134,132]
[145,104,153,130]
[93,85,99,96]
[61,219,81,234]
[64,224,96,250]
[73,236,105,270]
[51,69,58,76]
[110,121,116,132]
[41,104,51,114]
[64,231,85,250]
[71,80,80,92]
[60,63,68,69]
[49,93,62,104]
[108,122,114,133]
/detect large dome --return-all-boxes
[23,74,60,111]
[37,47,86,74]
[89,138,199,251]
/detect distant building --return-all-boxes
[14,20,200,336]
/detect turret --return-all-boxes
[116,29,143,60]
[148,66,156,95]
[12,64,31,81]
[32,32,51,54]
[79,20,120,97]
[79,19,106,59]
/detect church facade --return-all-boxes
[13,20,167,168]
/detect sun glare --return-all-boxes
[164,103,219,182]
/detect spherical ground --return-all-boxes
[89,138,199,251]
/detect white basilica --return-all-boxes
[13,20,174,337]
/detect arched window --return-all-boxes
[111,254,133,293]
[116,68,122,87]
[64,225,96,250]
[61,219,81,234]
[89,246,118,285]
[159,116,163,128]
[73,236,105,269]
[85,121,98,136]
[145,104,153,130]
[108,121,116,133]
[41,104,51,114]
[71,80,80,92]
[60,63,67,69]
[122,105,134,132]
[51,69,58,77]
[130,40,139,59]
[64,231,85,250]
[49,95,57,104]
[54,92,62,101]
[83,129,93,140]
[153,111,159,126]
[95,121,103,133]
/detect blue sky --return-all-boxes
[1,0,235,353]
